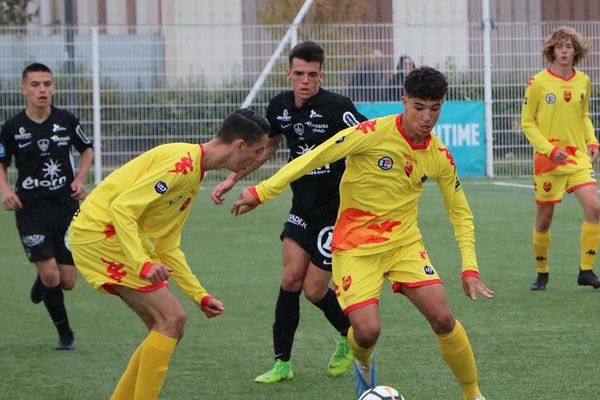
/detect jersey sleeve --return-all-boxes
[521,77,554,156]
[109,164,190,275]
[0,122,14,166]
[154,229,209,303]
[435,149,478,273]
[582,76,597,146]
[69,115,94,153]
[256,121,377,203]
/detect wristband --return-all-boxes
[248,186,261,203]
[461,270,480,279]
[200,295,214,307]
[139,261,153,279]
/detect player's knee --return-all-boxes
[164,309,187,339]
[303,282,327,303]
[429,313,455,334]
[39,270,61,287]
[353,323,380,348]
[281,274,303,292]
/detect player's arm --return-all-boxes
[154,230,224,318]
[211,134,281,205]
[582,77,599,162]
[521,78,556,157]
[71,147,93,200]
[231,122,375,215]
[436,156,493,300]
[0,125,21,211]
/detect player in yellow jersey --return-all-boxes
[231,67,493,400]
[68,108,270,400]
[521,26,600,290]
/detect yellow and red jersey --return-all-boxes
[70,142,209,302]
[521,68,597,176]
[256,115,478,273]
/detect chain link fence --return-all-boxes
[1,21,598,183]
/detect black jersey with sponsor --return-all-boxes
[266,89,366,217]
[0,106,93,200]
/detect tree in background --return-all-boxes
[0,0,38,26]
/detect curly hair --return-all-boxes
[542,26,589,66]
[403,66,448,101]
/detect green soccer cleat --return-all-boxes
[328,337,354,377]
[254,359,294,383]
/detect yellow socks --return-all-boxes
[533,229,551,273]
[437,320,480,400]
[580,221,600,270]
[348,327,374,366]
[111,330,178,400]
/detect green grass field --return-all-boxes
[2,178,600,399]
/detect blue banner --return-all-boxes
[356,101,486,177]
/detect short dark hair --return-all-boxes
[403,66,448,101]
[217,108,270,145]
[22,63,52,82]
[288,41,325,67]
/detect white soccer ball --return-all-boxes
[359,385,406,400]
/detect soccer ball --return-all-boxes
[359,385,405,400]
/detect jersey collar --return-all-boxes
[395,114,431,150]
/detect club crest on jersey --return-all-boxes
[545,93,556,104]
[378,156,393,170]
[317,226,334,259]
[563,90,572,102]
[342,275,352,291]
[37,139,50,152]
[404,161,413,177]
[154,180,168,194]
[169,152,194,175]
[294,123,304,136]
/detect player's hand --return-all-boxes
[550,148,568,164]
[144,263,173,283]
[588,145,600,163]
[230,188,260,216]
[200,297,224,318]
[462,276,494,300]
[211,177,236,205]
[1,190,22,211]
[70,179,87,200]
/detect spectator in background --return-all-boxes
[349,49,385,102]
[386,54,415,101]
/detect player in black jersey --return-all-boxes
[0,63,94,350]
[211,41,367,382]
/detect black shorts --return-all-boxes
[15,197,78,264]
[280,207,336,271]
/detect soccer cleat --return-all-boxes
[328,337,354,377]
[471,396,487,400]
[55,334,75,351]
[30,274,45,304]
[353,359,377,399]
[577,269,600,289]
[529,272,548,291]
[254,359,293,383]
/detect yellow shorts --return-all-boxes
[332,239,442,313]
[534,168,597,204]
[69,228,166,296]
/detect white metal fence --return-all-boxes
[0,21,599,183]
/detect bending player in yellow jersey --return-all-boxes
[231,67,493,400]
[68,109,270,400]
[521,26,600,290]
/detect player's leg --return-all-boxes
[304,224,353,376]
[333,252,384,397]
[572,182,600,288]
[303,264,353,376]
[110,285,183,400]
[403,284,482,400]
[255,236,308,383]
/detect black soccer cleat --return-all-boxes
[55,333,75,351]
[577,269,600,289]
[529,272,549,291]
[30,274,44,304]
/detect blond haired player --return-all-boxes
[521,26,600,290]
[68,109,269,400]
[231,67,493,400]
